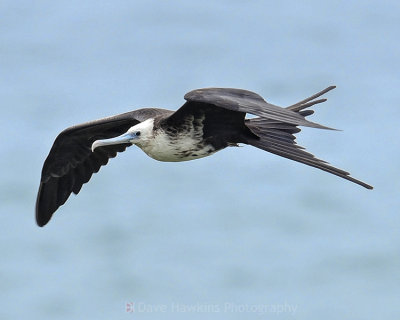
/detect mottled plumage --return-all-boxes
[36,86,372,227]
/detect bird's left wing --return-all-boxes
[184,87,336,129]
[184,86,372,189]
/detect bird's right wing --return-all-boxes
[36,110,154,227]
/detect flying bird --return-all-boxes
[36,86,372,226]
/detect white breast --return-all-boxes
[137,128,216,162]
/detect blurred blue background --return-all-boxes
[1,0,399,319]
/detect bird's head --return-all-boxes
[91,118,154,152]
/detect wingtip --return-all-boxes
[35,182,54,227]
[345,175,373,190]
[35,205,50,227]
[36,217,47,227]
[365,184,374,190]
[35,206,51,227]
[35,202,54,227]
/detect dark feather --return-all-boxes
[174,87,371,189]
[243,89,373,190]
[36,108,170,226]
[164,102,257,149]
[184,87,334,129]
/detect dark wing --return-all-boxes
[246,116,373,190]
[184,86,372,189]
[36,108,166,227]
[184,86,336,129]
[244,91,373,189]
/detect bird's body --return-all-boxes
[132,117,218,162]
[36,86,372,227]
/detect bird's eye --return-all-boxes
[135,131,141,136]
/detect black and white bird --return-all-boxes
[36,86,372,226]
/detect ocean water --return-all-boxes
[1,0,399,319]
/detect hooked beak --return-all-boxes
[91,132,137,152]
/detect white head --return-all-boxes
[91,118,155,151]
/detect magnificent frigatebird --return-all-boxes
[36,86,372,226]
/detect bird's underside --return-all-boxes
[36,86,372,227]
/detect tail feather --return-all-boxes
[286,86,336,111]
